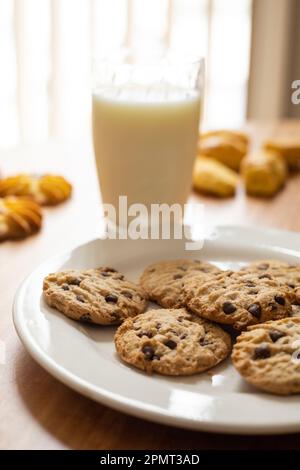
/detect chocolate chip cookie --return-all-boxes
[243,259,300,304]
[140,259,220,308]
[114,308,231,375]
[232,317,300,395]
[43,267,147,325]
[184,270,295,331]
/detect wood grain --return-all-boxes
[1,122,300,450]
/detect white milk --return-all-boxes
[92,84,201,217]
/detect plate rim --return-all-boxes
[13,224,300,435]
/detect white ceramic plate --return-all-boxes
[13,225,300,434]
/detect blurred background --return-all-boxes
[0,0,299,150]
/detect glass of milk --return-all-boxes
[92,51,204,225]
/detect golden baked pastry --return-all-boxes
[198,130,249,171]
[200,130,249,147]
[0,196,42,241]
[242,150,287,197]
[0,174,72,206]
[193,156,239,197]
[264,138,300,169]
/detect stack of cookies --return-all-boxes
[43,258,300,396]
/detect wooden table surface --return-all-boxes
[1,121,300,450]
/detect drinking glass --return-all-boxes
[92,51,204,224]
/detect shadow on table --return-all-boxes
[15,348,300,450]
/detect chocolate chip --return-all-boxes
[245,281,256,287]
[145,331,153,338]
[269,329,286,342]
[258,263,269,270]
[200,338,210,346]
[142,345,155,360]
[156,322,162,329]
[269,303,278,311]
[121,290,133,299]
[80,314,92,322]
[248,303,261,318]
[105,294,118,303]
[62,284,69,291]
[253,343,271,360]
[258,274,272,280]
[137,331,153,338]
[69,278,81,286]
[105,267,117,273]
[288,284,295,289]
[76,295,85,303]
[222,302,237,314]
[173,274,183,280]
[275,295,285,306]
[180,334,187,340]
[197,267,210,273]
[178,266,188,271]
[116,274,124,280]
[111,311,120,321]
[164,339,177,349]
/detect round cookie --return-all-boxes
[140,259,220,308]
[114,308,231,375]
[43,267,147,325]
[184,270,295,331]
[243,259,300,304]
[232,317,300,395]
